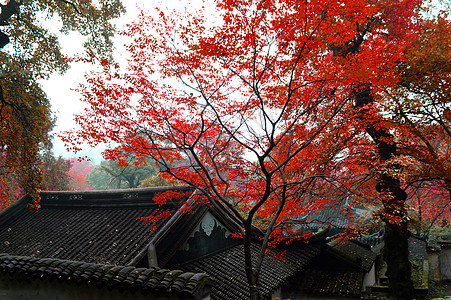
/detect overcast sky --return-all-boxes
[40,2,138,163]
[42,1,211,164]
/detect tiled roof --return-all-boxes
[354,232,384,248]
[301,204,353,230]
[286,240,376,297]
[178,243,323,300]
[327,239,377,272]
[0,186,193,266]
[294,269,364,296]
[0,253,213,297]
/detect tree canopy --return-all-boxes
[387,14,451,239]
[0,0,124,208]
[88,158,157,190]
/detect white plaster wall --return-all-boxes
[363,264,376,290]
[439,247,451,281]
[428,251,440,281]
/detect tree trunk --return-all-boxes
[354,86,414,299]
[384,222,413,299]
[243,220,261,300]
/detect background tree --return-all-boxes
[2,148,91,202]
[317,0,426,295]
[86,165,112,190]
[0,0,124,208]
[406,180,451,237]
[320,8,451,297]
[87,158,157,190]
[385,15,451,245]
[41,149,72,191]
[67,157,93,190]
[138,174,173,188]
[65,1,417,298]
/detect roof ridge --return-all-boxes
[40,185,193,195]
[0,186,195,214]
[37,186,195,209]
[0,253,214,297]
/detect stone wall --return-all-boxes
[428,241,451,282]
[439,243,451,281]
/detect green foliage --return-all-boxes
[88,158,157,190]
[0,0,124,207]
[428,224,451,243]
[138,174,172,188]
[41,149,72,191]
[86,165,112,190]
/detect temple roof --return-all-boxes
[0,186,193,266]
[0,253,213,298]
[178,242,323,300]
[0,186,331,299]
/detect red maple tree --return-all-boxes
[64,0,421,298]
[385,15,451,241]
[67,157,94,190]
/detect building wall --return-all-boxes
[167,211,240,267]
[428,250,441,281]
[428,242,451,282]
[439,244,451,281]
[363,264,376,290]
[0,274,186,300]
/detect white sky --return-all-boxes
[40,6,133,164]
[42,1,211,164]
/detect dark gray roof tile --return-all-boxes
[328,238,377,272]
[178,243,322,300]
[0,254,213,297]
[0,186,193,266]
[294,269,364,296]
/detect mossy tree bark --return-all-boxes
[354,86,414,300]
